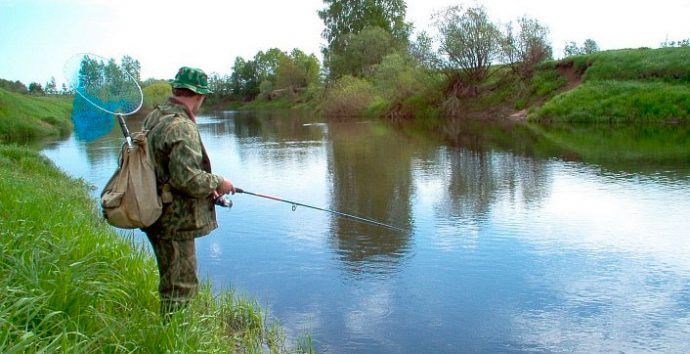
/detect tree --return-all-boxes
[254,48,286,85]
[28,82,44,95]
[230,56,261,101]
[409,31,438,73]
[563,39,599,57]
[276,54,303,91]
[319,0,411,79]
[44,76,57,95]
[329,26,396,78]
[0,79,28,93]
[563,41,582,57]
[434,5,502,95]
[121,55,141,82]
[661,38,690,47]
[289,49,320,86]
[501,16,552,78]
[582,38,599,54]
[206,72,233,104]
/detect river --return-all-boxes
[41,110,690,353]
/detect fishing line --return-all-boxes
[221,188,405,232]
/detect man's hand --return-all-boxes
[216,177,235,196]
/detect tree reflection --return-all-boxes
[326,121,416,275]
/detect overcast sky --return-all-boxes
[1,0,688,85]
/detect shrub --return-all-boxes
[142,82,171,111]
[322,75,379,118]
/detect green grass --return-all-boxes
[529,47,690,123]
[0,145,311,353]
[0,89,73,142]
[533,80,690,123]
[577,47,690,83]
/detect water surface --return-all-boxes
[42,111,690,353]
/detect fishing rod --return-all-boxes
[219,188,405,232]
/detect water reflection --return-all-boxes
[41,110,690,354]
[327,121,416,276]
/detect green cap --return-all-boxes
[169,66,212,94]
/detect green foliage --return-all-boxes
[227,48,321,103]
[564,39,600,57]
[0,88,72,142]
[229,49,285,101]
[501,16,552,78]
[533,81,690,123]
[328,26,398,79]
[230,56,260,101]
[319,0,410,79]
[434,5,502,87]
[28,82,44,95]
[275,48,321,90]
[0,78,28,93]
[661,38,690,47]
[141,81,171,111]
[259,79,274,99]
[0,145,310,353]
[322,75,379,117]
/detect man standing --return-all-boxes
[142,66,235,319]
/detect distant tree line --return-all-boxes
[661,38,690,48]
[1,55,140,97]
[5,0,636,118]
[218,48,321,102]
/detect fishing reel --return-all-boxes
[214,195,233,208]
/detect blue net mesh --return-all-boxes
[70,93,114,142]
[64,53,143,116]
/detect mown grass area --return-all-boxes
[0,145,312,353]
[0,88,73,142]
[529,47,690,123]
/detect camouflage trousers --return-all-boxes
[145,232,199,319]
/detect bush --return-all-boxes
[142,82,171,111]
[322,76,379,118]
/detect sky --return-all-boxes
[1,0,688,86]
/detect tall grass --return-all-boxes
[0,89,73,142]
[0,145,310,353]
[533,81,690,123]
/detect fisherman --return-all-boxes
[142,66,235,320]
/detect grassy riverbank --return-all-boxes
[530,47,690,123]
[0,88,73,142]
[0,145,311,353]
[0,93,311,352]
[237,47,690,125]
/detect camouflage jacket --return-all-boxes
[142,99,223,240]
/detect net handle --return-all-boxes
[116,114,133,148]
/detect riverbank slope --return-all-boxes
[235,47,690,125]
[0,94,309,352]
